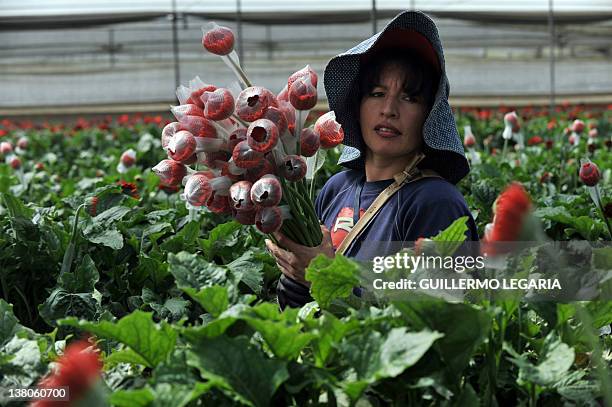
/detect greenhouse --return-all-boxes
[2,0,612,115]
[0,2,611,407]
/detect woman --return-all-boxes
[267,11,479,308]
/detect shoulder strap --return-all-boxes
[335,154,441,256]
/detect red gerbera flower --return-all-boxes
[33,339,102,407]
[117,181,140,199]
[490,183,531,242]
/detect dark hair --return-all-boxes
[358,49,437,111]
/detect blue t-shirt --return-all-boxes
[315,169,479,260]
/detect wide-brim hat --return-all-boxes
[323,10,469,184]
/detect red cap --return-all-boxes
[361,28,441,76]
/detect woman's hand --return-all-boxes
[265,225,334,286]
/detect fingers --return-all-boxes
[265,239,309,285]
[272,231,303,253]
[266,239,298,267]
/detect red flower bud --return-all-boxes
[35,339,102,404]
[179,115,217,138]
[17,137,28,150]
[588,128,598,138]
[229,180,254,211]
[572,119,585,134]
[207,192,232,214]
[464,133,476,148]
[35,162,44,171]
[490,183,531,242]
[527,135,543,146]
[120,149,136,167]
[288,65,318,92]
[504,111,519,131]
[545,139,554,149]
[236,86,278,122]
[0,141,13,155]
[167,130,196,162]
[278,101,296,136]
[300,127,320,157]
[281,155,307,181]
[247,119,279,153]
[202,24,235,56]
[315,111,344,149]
[9,156,21,170]
[250,175,282,207]
[232,140,263,169]
[161,122,181,150]
[153,159,188,186]
[255,206,283,234]
[579,161,600,187]
[289,76,317,110]
[201,88,235,121]
[183,174,211,206]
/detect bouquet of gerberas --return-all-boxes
[152,23,344,247]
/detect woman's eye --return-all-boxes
[369,91,384,97]
[402,95,417,102]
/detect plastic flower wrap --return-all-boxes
[152,23,344,245]
[117,148,136,173]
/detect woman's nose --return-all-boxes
[380,97,399,118]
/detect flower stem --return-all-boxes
[223,54,252,89]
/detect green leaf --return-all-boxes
[105,348,151,367]
[1,193,38,242]
[534,206,574,225]
[505,332,575,387]
[227,250,264,294]
[305,254,360,309]
[199,221,242,261]
[340,328,444,401]
[110,388,155,407]
[92,205,132,224]
[569,216,600,240]
[60,311,177,368]
[0,300,23,348]
[1,193,34,218]
[243,316,315,360]
[182,285,229,318]
[305,311,359,367]
[186,335,289,407]
[160,220,201,253]
[39,289,99,326]
[431,216,468,257]
[85,227,124,249]
[168,251,228,290]
[142,222,173,241]
[150,382,217,407]
[394,300,490,380]
[59,254,99,293]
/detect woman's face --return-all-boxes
[359,63,428,165]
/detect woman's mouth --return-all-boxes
[374,125,401,138]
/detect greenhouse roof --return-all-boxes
[2,0,612,30]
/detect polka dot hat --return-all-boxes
[323,10,470,184]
